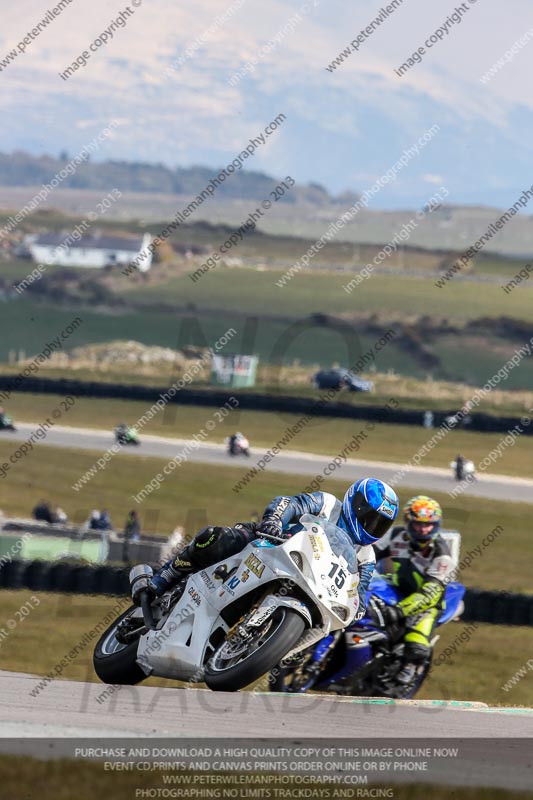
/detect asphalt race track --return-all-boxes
[4,422,533,503]
[2,669,533,738]
[0,671,532,789]
[1,425,533,788]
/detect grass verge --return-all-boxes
[0,589,531,706]
[4,391,533,479]
[0,441,531,591]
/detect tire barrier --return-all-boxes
[0,560,131,597]
[0,560,532,626]
[0,374,531,435]
[0,559,26,591]
[48,562,78,593]
[462,588,533,627]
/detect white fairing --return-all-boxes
[450,459,475,477]
[135,515,360,682]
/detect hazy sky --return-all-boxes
[1,0,532,209]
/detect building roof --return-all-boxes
[32,233,146,252]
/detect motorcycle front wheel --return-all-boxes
[93,606,147,685]
[204,608,306,692]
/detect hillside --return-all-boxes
[0,205,532,388]
[0,151,358,207]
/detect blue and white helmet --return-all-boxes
[340,478,399,545]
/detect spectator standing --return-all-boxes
[88,510,101,530]
[54,507,68,525]
[123,509,141,563]
[98,509,113,531]
[32,499,54,524]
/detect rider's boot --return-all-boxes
[396,642,430,688]
[396,662,418,685]
[150,554,195,596]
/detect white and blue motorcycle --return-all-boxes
[93,515,362,692]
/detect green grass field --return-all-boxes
[4,204,533,391]
[4,264,533,383]
[5,391,533,479]
[0,297,424,375]
[0,589,531,708]
[122,269,533,323]
[0,437,531,592]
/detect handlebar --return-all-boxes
[257,532,289,544]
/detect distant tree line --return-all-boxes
[0,151,360,206]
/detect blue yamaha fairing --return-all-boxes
[303,575,465,693]
[360,576,465,626]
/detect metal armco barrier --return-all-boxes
[0,374,530,435]
[0,518,168,567]
[0,560,531,626]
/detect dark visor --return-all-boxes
[353,490,394,539]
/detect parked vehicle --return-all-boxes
[313,368,373,393]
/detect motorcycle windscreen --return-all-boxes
[438,582,466,624]
[366,575,399,606]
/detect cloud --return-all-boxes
[423,174,444,185]
[0,0,531,206]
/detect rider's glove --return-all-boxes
[258,517,284,538]
[369,597,404,628]
[234,521,260,535]
[382,604,404,627]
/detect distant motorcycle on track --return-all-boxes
[114,424,140,446]
[227,433,250,457]
[0,414,16,432]
[451,457,475,482]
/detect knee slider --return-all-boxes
[190,525,235,568]
[194,525,230,549]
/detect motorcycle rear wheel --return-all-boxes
[268,663,319,693]
[204,608,306,692]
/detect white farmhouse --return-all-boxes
[28,232,153,272]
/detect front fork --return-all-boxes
[308,631,340,674]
